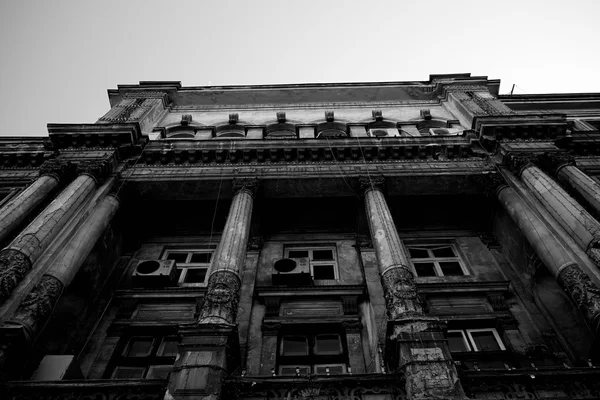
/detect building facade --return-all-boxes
[1,73,600,399]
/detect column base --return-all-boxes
[165,324,240,400]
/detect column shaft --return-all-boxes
[0,173,97,302]
[520,165,600,263]
[497,185,600,332]
[558,165,600,219]
[0,175,59,245]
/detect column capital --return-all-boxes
[38,160,75,182]
[475,172,510,197]
[538,152,576,176]
[232,177,260,198]
[505,153,538,176]
[76,160,111,184]
[359,175,385,193]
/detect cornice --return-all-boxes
[170,99,441,111]
[47,123,145,149]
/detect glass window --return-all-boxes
[447,330,471,352]
[157,338,179,357]
[146,365,173,379]
[284,246,339,281]
[113,366,146,379]
[109,333,177,380]
[448,328,506,352]
[281,336,309,356]
[124,338,154,357]
[162,247,215,287]
[314,334,342,355]
[407,244,467,277]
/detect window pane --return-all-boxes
[279,366,310,376]
[146,365,173,379]
[282,336,308,356]
[184,268,207,283]
[190,252,211,263]
[166,253,188,263]
[314,334,342,355]
[439,262,463,276]
[288,250,309,258]
[113,366,145,379]
[432,247,455,258]
[312,250,334,261]
[414,262,436,277]
[124,338,153,357]
[447,331,469,352]
[409,248,429,259]
[470,331,502,351]
[313,265,335,280]
[157,338,178,357]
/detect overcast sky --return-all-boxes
[0,0,599,137]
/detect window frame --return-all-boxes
[284,245,339,281]
[447,328,506,352]
[406,243,468,277]
[162,247,215,287]
[108,334,177,380]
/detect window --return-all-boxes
[447,329,506,352]
[278,325,348,375]
[109,335,177,379]
[284,246,338,280]
[407,244,467,277]
[162,248,214,286]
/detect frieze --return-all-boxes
[0,151,52,170]
[0,249,32,303]
[7,275,64,343]
[556,264,600,332]
[381,264,424,320]
[196,270,242,324]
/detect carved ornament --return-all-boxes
[341,320,363,332]
[358,175,385,193]
[247,236,264,252]
[473,173,509,198]
[557,264,600,331]
[9,275,63,342]
[276,111,286,123]
[181,114,192,126]
[261,322,282,334]
[0,249,32,303]
[487,293,509,311]
[538,152,575,176]
[229,113,239,125]
[325,111,334,122]
[354,234,373,249]
[76,160,111,184]
[505,153,538,176]
[380,265,424,320]
[197,270,241,324]
[372,110,383,121]
[420,109,432,120]
[232,177,260,198]
[38,160,75,183]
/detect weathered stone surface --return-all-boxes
[557,264,600,331]
[0,249,31,302]
[381,265,424,320]
[196,270,241,325]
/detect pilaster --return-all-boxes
[97,92,169,134]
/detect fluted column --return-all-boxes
[509,154,600,267]
[196,178,258,325]
[361,177,463,400]
[0,160,74,245]
[497,181,600,337]
[167,179,256,400]
[0,161,110,303]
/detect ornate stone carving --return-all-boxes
[420,109,432,120]
[538,152,575,176]
[197,270,241,324]
[354,234,373,249]
[229,113,239,125]
[325,111,334,122]
[38,160,75,183]
[557,264,600,331]
[473,172,509,197]
[247,236,264,251]
[359,176,385,193]
[486,293,509,311]
[341,320,363,332]
[276,111,286,123]
[0,249,32,303]
[232,177,260,198]
[8,275,63,342]
[380,265,424,320]
[181,114,192,126]
[505,153,538,176]
[76,160,111,184]
[372,110,383,121]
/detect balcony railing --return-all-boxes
[1,379,167,400]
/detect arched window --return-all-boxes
[165,127,196,139]
[214,113,246,138]
[315,111,348,138]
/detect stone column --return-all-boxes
[0,161,110,303]
[0,160,74,246]
[496,181,600,342]
[509,154,600,267]
[539,152,600,220]
[361,177,463,400]
[167,178,257,400]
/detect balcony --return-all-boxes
[1,379,167,400]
